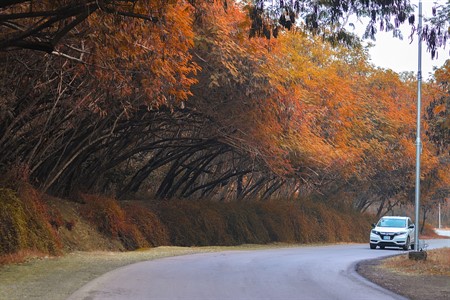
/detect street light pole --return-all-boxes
[414,0,423,252]
[438,202,441,229]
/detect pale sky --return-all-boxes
[351,0,449,79]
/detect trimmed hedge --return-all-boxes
[1,189,373,259]
[156,199,372,246]
[80,194,149,250]
[122,202,170,247]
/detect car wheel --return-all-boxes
[370,243,376,249]
[410,243,415,250]
[403,237,410,251]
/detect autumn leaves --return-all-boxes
[0,1,448,212]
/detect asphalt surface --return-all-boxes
[435,229,450,237]
[68,238,450,300]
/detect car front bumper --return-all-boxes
[370,233,409,248]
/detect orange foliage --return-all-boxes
[191,1,292,174]
[263,32,443,189]
[79,1,199,111]
[1,0,447,207]
[186,0,446,204]
[262,33,374,180]
[1,1,201,111]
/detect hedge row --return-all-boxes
[1,189,373,260]
[156,199,372,246]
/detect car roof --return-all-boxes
[381,216,409,219]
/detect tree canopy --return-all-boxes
[0,0,448,215]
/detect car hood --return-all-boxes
[374,227,407,233]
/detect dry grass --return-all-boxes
[0,249,49,265]
[381,248,450,276]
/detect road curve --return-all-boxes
[68,239,450,300]
[436,229,450,237]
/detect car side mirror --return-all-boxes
[409,224,415,229]
[371,223,376,228]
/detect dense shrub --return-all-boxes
[122,202,170,246]
[222,202,271,245]
[80,194,148,250]
[0,187,61,258]
[256,201,296,242]
[155,198,372,246]
[157,201,233,246]
[1,188,374,258]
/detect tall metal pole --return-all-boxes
[438,202,441,229]
[414,0,423,251]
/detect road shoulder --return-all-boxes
[356,257,450,300]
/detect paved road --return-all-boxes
[436,228,450,237]
[68,239,450,300]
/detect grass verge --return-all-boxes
[380,247,450,276]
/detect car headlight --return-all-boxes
[396,231,407,236]
[371,230,380,235]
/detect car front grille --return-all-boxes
[380,233,394,240]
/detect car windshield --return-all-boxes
[377,218,406,228]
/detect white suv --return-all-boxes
[370,216,415,250]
